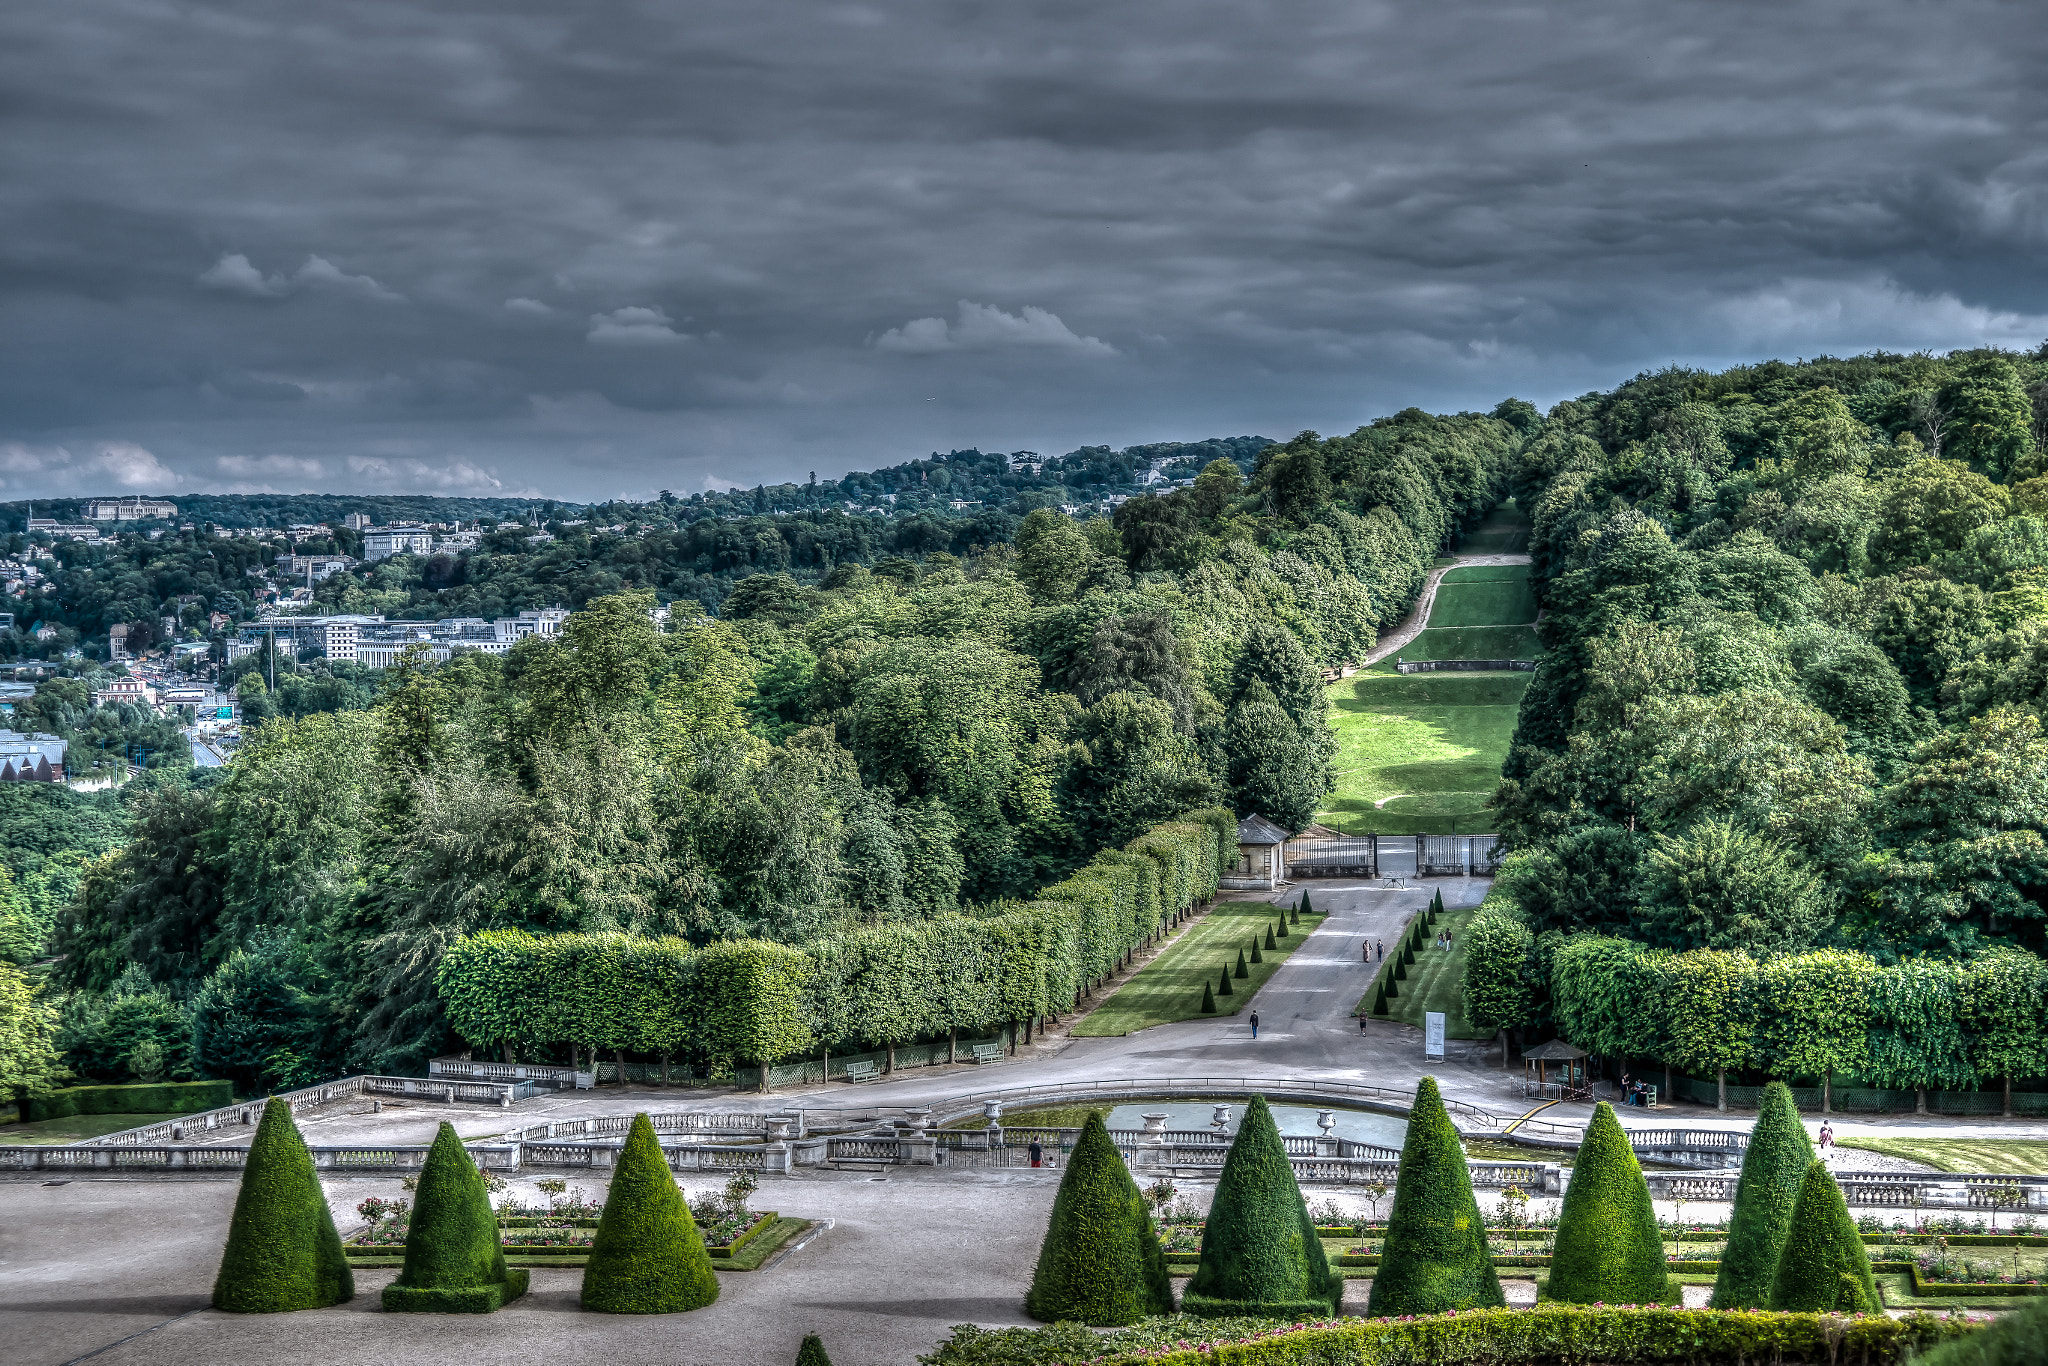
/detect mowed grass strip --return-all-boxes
[1358,906,1488,1039]
[1322,672,1530,836]
[1371,624,1539,671]
[1832,1138,2048,1175]
[1071,899,1328,1036]
[0,1112,184,1145]
[1458,502,1531,554]
[1425,573,1537,629]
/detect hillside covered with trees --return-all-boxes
[10,413,1511,1087]
[1464,347,2048,1106]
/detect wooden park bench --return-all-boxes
[844,1058,880,1084]
[971,1043,1005,1065]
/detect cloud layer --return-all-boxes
[4,1,2048,497]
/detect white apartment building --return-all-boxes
[278,554,357,582]
[84,497,177,521]
[361,527,436,560]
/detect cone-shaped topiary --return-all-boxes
[1913,1294,2048,1366]
[582,1112,720,1312]
[1294,892,1308,922]
[212,1097,355,1312]
[383,1121,529,1312]
[1024,1112,1175,1324]
[1366,1076,1505,1317]
[1265,926,1278,950]
[1239,946,1254,973]
[1182,1095,1343,1319]
[1546,1102,1678,1305]
[1768,1161,1878,1313]
[1371,982,1388,1015]
[795,1334,834,1366]
[1710,1081,1816,1309]
[1200,981,1217,1014]
[1218,966,1234,996]
[1394,954,1407,981]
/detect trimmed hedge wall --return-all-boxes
[26,1080,233,1122]
[926,1306,1977,1366]
[438,808,1234,1065]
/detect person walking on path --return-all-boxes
[1249,1011,1259,1039]
[1029,1138,1044,1168]
[1375,940,1385,961]
[1362,941,1371,963]
[1818,1121,1834,1154]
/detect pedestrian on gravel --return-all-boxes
[1363,941,1371,962]
[1029,1138,1044,1168]
[1376,940,1385,961]
[1358,1012,1368,1034]
[1250,1011,1259,1039]
[1818,1121,1834,1153]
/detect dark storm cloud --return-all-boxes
[3,0,2046,498]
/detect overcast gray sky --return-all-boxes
[4,0,2045,501]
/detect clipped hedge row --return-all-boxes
[438,809,1234,1066]
[928,1307,1975,1366]
[26,1080,234,1122]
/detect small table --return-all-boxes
[1384,876,1407,890]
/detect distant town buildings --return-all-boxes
[26,519,104,542]
[84,497,177,521]
[231,607,572,666]
[0,730,66,783]
[361,527,437,561]
[343,512,372,530]
[277,553,357,582]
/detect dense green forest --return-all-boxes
[1463,347,2048,1101]
[1,415,1507,1093]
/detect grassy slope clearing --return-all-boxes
[1321,510,1536,837]
[1071,899,1327,1036]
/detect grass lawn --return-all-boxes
[1321,672,1530,836]
[1834,1137,2048,1175]
[1070,900,1329,1036]
[0,1112,180,1145]
[1372,624,1540,670]
[1357,906,1489,1039]
[1425,570,1538,629]
[1458,504,1531,555]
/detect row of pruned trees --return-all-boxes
[435,810,1232,1079]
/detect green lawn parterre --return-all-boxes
[1070,900,1327,1036]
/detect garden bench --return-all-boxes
[844,1059,880,1084]
[970,1043,1005,1065]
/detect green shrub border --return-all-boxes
[379,1270,530,1314]
[930,1305,1978,1366]
[707,1211,777,1259]
[23,1081,233,1122]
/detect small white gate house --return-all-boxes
[1220,813,1292,891]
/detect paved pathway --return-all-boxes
[1361,552,1532,667]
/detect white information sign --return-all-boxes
[1425,1011,1446,1059]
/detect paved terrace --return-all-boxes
[7,879,2045,1366]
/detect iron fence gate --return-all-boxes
[1281,834,1503,879]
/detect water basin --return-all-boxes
[1093,1101,1406,1149]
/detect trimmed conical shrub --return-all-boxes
[1239,947,1253,974]
[384,1121,529,1312]
[1768,1161,1878,1313]
[1200,981,1217,1013]
[1218,966,1234,996]
[795,1335,834,1366]
[1024,1112,1174,1324]
[1710,1081,1816,1309]
[1371,982,1388,1015]
[212,1097,354,1312]
[1294,892,1308,922]
[1182,1095,1342,1319]
[1265,926,1278,950]
[1913,1295,2048,1366]
[1366,1076,1505,1317]
[1547,1103,1678,1305]
[582,1112,720,1313]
